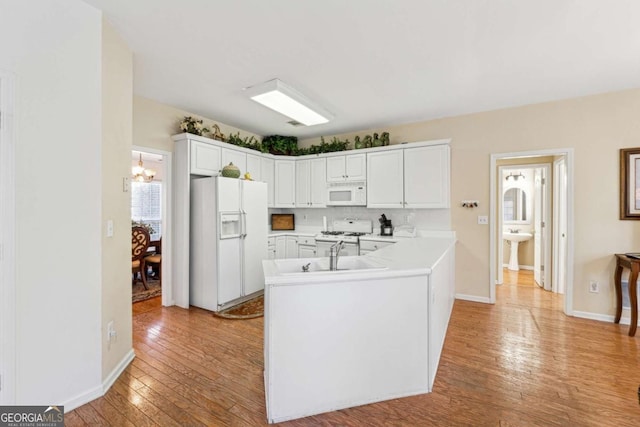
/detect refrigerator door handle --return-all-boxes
[241,210,247,238]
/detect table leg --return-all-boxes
[615,262,623,324]
[628,265,638,337]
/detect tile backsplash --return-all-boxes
[270,207,450,232]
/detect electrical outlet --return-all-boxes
[589,280,599,293]
[477,215,489,225]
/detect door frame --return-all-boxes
[132,146,173,306]
[553,157,568,294]
[0,71,16,404]
[490,148,575,316]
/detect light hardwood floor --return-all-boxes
[67,270,640,426]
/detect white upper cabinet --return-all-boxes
[261,157,275,207]
[326,154,366,182]
[309,158,327,207]
[190,140,221,176]
[404,145,450,208]
[295,159,311,207]
[275,159,296,208]
[296,158,327,207]
[246,153,262,182]
[366,143,450,209]
[221,148,247,176]
[367,150,404,208]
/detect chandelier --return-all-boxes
[132,153,156,182]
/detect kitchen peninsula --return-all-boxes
[262,234,456,424]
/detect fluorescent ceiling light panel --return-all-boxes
[245,79,333,126]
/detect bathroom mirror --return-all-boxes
[503,188,528,222]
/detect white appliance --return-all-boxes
[315,219,373,256]
[190,176,268,311]
[326,182,367,206]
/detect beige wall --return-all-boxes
[101,19,134,379]
[301,88,640,316]
[133,96,261,152]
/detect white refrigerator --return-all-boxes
[190,176,268,311]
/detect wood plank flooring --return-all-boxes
[68,270,640,425]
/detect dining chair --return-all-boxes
[144,237,162,284]
[132,226,150,290]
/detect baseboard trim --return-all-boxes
[61,349,135,413]
[501,264,533,271]
[62,385,103,413]
[455,294,492,304]
[572,310,640,327]
[103,349,135,394]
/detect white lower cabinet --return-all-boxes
[268,236,276,260]
[359,239,395,255]
[273,235,299,259]
[297,236,316,258]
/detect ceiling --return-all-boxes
[85,0,640,139]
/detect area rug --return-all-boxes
[132,278,161,303]
[213,295,264,319]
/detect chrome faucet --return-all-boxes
[329,241,344,271]
[508,228,520,233]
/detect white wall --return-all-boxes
[0,0,103,407]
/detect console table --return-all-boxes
[614,254,639,336]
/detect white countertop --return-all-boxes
[263,235,456,285]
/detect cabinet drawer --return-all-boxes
[297,236,316,246]
[359,240,394,252]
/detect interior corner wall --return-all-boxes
[300,88,640,317]
[133,96,261,152]
[0,0,103,406]
[101,19,134,380]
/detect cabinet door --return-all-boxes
[367,150,404,208]
[295,159,310,207]
[345,154,366,181]
[261,157,275,207]
[268,246,276,260]
[285,236,298,258]
[275,160,296,208]
[404,145,450,208]
[246,153,262,182]
[275,236,286,259]
[221,148,247,176]
[326,156,346,182]
[298,245,316,258]
[309,158,327,207]
[190,140,221,176]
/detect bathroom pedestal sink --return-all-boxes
[503,232,533,271]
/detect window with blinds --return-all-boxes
[131,181,162,239]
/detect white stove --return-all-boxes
[315,219,372,256]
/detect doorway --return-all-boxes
[490,149,574,315]
[131,146,172,307]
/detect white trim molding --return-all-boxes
[455,294,492,304]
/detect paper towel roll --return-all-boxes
[323,216,327,232]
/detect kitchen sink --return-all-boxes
[274,256,388,275]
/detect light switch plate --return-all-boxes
[477,215,489,225]
[106,220,114,237]
[123,177,130,192]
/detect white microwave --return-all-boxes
[326,182,367,206]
